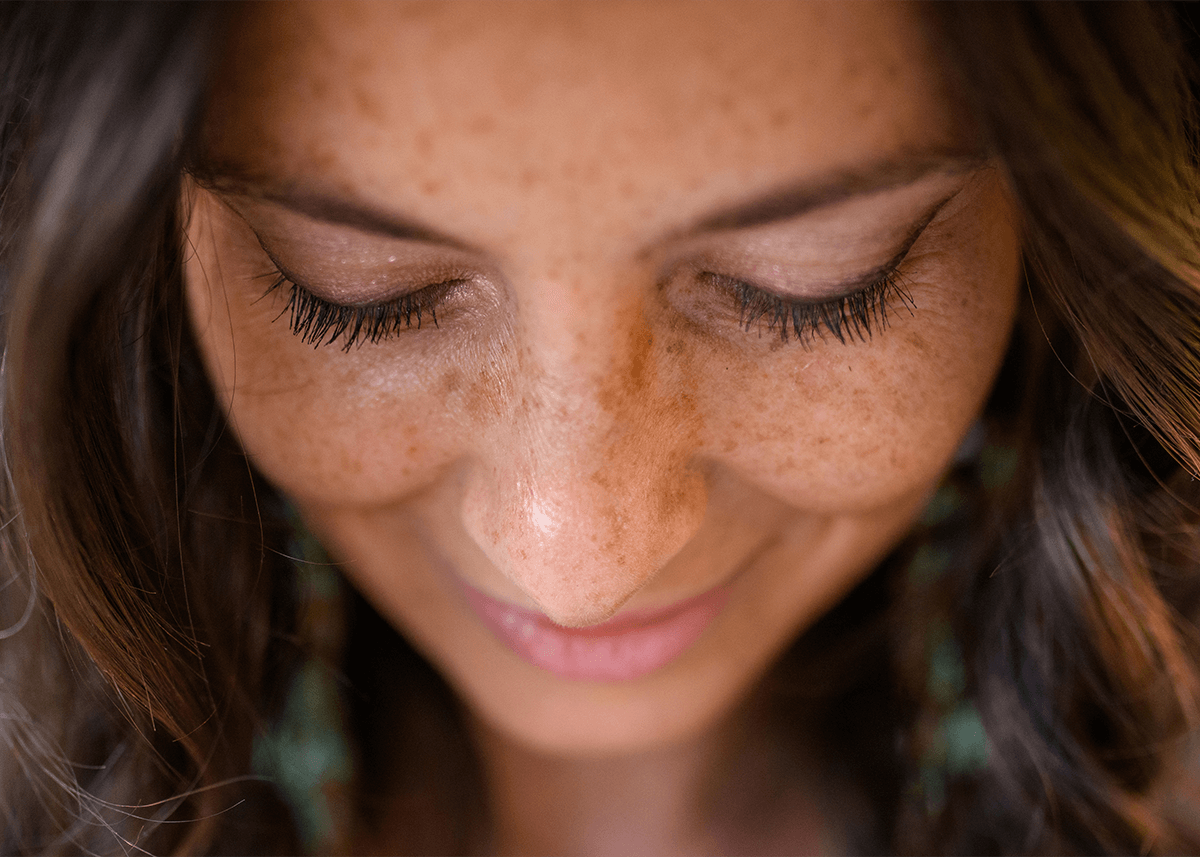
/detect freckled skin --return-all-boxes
[184,0,1021,758]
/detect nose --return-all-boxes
[460,318,707,628]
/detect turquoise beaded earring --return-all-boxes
[904,427,1018,815]
[252,508,355,854]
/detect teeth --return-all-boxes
[520,623,535,639]
[503,612,517,627]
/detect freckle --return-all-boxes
[352,87,384,123]
[440,368,463,395]
[520,168,539,189]
[407,445,418,455]
[414,129,433,158]
[306,75,329,100]
[304,147,337,175]
[722,438,737,453]
[465,380,491,421]
[815,436,830,446]
[467,115,497,135]
[598,313,655,415]
[904,331,930,355]
[420,179,442,196]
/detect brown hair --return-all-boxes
[2,2,1200,853]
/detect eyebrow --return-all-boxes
[681,152,986,236]
[191,150,986,249]
[195,168,473,250]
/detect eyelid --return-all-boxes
[664,182,959,308]
[721,264,915,346]
[253,232,475,306]
[813,201,940,296]
[682,193,954,347]
[225,186,493,300]
[261,262,467,350]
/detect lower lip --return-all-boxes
[459,580,731,682]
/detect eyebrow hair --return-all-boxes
[681,152,987,236]
[192,166,474,249]
[191,149,986,249]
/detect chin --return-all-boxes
[444,642,758,757]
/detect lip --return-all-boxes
[458,579,732,682]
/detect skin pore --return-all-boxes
[183,1,1021,852]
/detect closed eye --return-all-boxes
[703,264,915,346]
[260,268,466,350]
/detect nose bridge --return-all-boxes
[462,307,707,627]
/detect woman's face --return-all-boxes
[185,1,1020,753]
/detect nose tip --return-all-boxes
[461,451,707,627]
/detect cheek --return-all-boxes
[702,211,1021,511]
[713,332,990,510]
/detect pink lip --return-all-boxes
[459,580,731,682]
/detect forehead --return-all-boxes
[204,1,961,242]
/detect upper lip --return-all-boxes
[447,531,776,633]
[469,579,736,636]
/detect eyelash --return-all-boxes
[262,264,914,351]
[709,267,915,346]
[262,271,460,351]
